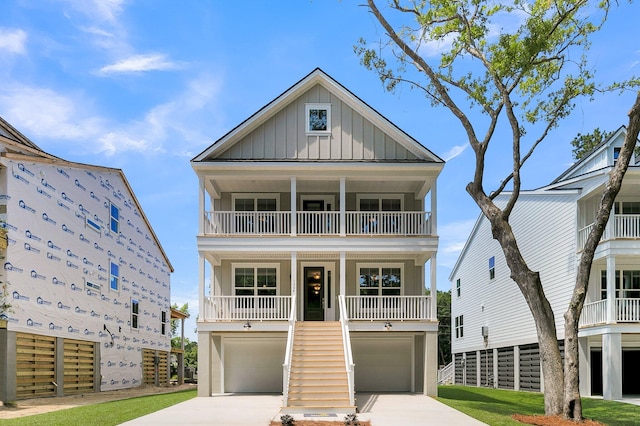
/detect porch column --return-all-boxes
[291,252,297,319]
[198,176,205,234]
[513,345,520,391]
[493,348,499,388]
[430,178,437,234]
[290,177,297,236]
[339,177,346,236]
[606,256,616,323]
[424,331,438,396]
[198,252,205,320]
[602,332,622,400]
[430,254,437,320]
[340,251,346,296]
[578,337,590,396]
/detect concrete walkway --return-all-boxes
[120,393,486,425]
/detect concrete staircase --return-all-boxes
[284,321,355,414]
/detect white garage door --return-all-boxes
[223,337,285,393]
[352,337,413,392]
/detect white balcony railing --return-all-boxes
[579,298,640,327]
[344,295,433,320]
[203,296,293,321]
[578,214,640,250]
[338,295,355,407]
[204,211,432,236]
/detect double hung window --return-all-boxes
[358,264,402,296]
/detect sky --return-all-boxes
[1,0,639,341]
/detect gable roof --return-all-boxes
[192,68,443,163]
[0,116,174,272]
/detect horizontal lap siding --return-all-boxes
[519,343,541,392]
[16,333,56,399]
[497,347,515,389]
[63,338,95,395]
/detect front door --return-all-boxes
[304,267,324,321]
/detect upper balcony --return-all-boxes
[579,298,640,328]
[203,210,433,237]
[578,214,640,252]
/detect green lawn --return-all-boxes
[437,385,640,426]
[2,389,197,426]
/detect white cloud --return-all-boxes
[98,53,181,75]
[442,144,468,161]
[0,28,27,55]
[437,218,477,268]
[416,32,457,58]
[61,0,125,24]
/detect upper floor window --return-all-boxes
[614,147,621,161]
[357,194,403,212]
[456,278,461,297]
[614,201,640,215]
[489,256,495,280]
[110,262,119,291]
[110,202,120,233]
[305,103,331,134]
[131,299,139,329]
[601,269,640,299]
[455,315,464,338]
[358,264,402,296]
[161,311,167,335]
[232,194,278,212]
[233,264,278,296]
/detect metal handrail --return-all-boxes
[338,295,355,407]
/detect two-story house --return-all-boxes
[0,116,173,403]
[450,127,640,401]
[192,69,443,413]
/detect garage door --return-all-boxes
[223,338,285,393]
[352,337,413,392]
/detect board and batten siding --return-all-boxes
[451,192,577,355]
[218,84,418,161]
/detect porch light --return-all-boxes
[384,322,392,331]
[243,321,252,330]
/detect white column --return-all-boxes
[606,256,616,323]
[290,177,297,236]
[430,178,437,234]
[291,252,297,321]
[430,254,437,320]
[578,337,590,396]
[514,345,520,391]
[424,331,438,396]
[493,348,499,388]
[340,177,346,236]
[198,252,205,320]
[340,251,346,295]
[602,332,622,400]
[198,176,205,234]
[476,350,482,387]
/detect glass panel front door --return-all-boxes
[304,267,324,321]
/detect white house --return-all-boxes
[192,68,443,413]
[449,127,640,400]
[0,117,173,402]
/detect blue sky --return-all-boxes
[1,1,638,341]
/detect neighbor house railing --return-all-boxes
[203,211,432,236]
[344,295,433,320]
[579,298,640,327]
[338,295,355,407]
[202,295,292,321]
[578,214,640,250]
[438,361,454,385]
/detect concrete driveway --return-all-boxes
[120,392,486,425]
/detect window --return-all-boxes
[455,315,464,338]
[305,103,331,133]
[614,201,640,214]
[614,147,621,161]
[489,256,495,280]
[161,311,167,335]
[110,262,119,291]
[357,195,402,212]
[131,299,139,329]
[601,270,640,299]
[358,264,402,296]
[232,194,279,233]
[233,264,278,296]
[456,278,461,297]
[357,195,403,233]
[110,202,120,233]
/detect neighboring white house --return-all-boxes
[450,127,640,400]
[191,68,443,412]
[0,117,173,402]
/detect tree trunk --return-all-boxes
[472,193,565,415]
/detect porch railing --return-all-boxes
[203,211,432,236]
[202,295,292,321]
[579,298,640,327]
[438,361,454,385]
[338,295,355,407]
[344,295,433,320]
[578,214,640,250]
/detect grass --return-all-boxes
[437,385,640,426]
[2,389,197,426]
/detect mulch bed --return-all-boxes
[513,414,605,426]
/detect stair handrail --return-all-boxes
[437,361,454,384]
[338,295,355,407]
[282,298,296,407]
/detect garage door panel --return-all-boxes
[223,338,285,393]
[352,337,412,392]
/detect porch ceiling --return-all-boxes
[203,251,431,265]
